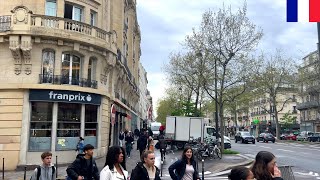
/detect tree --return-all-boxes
[254,51,298,139]
[191,4,263,152]
[280,112,297,130]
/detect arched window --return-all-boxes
[41,50,55,83]
[61,53,81,85]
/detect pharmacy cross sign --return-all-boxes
[29,89,101,105]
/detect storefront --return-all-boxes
[21,89,102,165]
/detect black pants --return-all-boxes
[139,149,144,157]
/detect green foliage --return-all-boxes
[279,112,297,128]
[223,149,239,154]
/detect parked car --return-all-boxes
[235,131,255,144]
[297,131,314,141]
[285,133,297,140]
[280,133,288,140]
[307,132,320,142]
[257,133,275,143]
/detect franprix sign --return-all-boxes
[29,89,101,105]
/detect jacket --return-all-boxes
[137,135,148,150]
[273,178,284,180]
[30,164,56,180]
[66,154,99,180]
[130,162,161,180]
[158,134,167,150]
[125,135,134,144]
[168,159,199,180]
[100,165,129,180]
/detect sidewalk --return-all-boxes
[0,142,253,180]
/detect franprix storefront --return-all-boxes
[20,89,102,165]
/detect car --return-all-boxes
[235,131,255,144]
[285,133,297,141]
[257,133,275,143]
[307,132,320,142]
[280,133,289,140]
[297,131,314,141]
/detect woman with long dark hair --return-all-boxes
[100,146,128,180]
[168,146,200,180]
[251,151,283,180]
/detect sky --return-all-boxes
[136,0,318,116]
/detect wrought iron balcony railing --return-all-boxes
[39,74,97,89]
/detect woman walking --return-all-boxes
[168,146,200,180]
[125,131,134,158]
[100,146,128,180]
[251,151,283,180]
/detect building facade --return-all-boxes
[0,0,143,170]
[297,50,320,132]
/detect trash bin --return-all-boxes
[278,165,295,180]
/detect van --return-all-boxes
[297,131,314,141]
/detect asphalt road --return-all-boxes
[231,140,320,180]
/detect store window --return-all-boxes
[56,103,81,150]
[61,53,81,85]
[85,105,98,147]
[29,102,53,151]
[41,50,55,83]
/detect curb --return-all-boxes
[210,154,254,177]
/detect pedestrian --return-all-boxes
[66,144,100,180]
[251,151,283,180]
[228,166,255,180]
[125,131,134,158]
[130,150,161,180]
[76,137,84,154]
[30,152,56,180]
[119,130,125,147]
[158,133,167,161]
[159,125,165,135]
[137,130,148,156]
[134,128,140,139]
[100,146,128,180]
[168,146,200,180]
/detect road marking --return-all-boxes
[258,145,272,149]
[276,149,294,152]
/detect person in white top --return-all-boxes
[100,146,128,180]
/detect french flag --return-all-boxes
[287,0,320,22]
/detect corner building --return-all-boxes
[0,0,141,170]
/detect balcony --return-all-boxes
[39,74,97,89]
[296,100,320,110]
[0,15,11,32]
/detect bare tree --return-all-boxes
[254,51,298,139]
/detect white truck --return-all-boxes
[150,121,162,139]
[165,116,217,149]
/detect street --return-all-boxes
[232,140,320,180]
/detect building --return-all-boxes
[138,62,153,129]
[0,0,144,170]
[297,50,320,132]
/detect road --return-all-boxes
[232,140,320,180]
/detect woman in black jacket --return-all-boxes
[251,151,283,180]
[168,146,200,180]
[130,150,161,180]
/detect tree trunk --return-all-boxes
[219,104,225,154]
[273,96,280,139]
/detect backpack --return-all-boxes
[33,166,55,180]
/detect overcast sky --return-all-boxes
[136,0,318,115]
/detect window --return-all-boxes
[29,102,53,151]
[61,53,81,85]
[85,105,98,147]
[90,11,96,26]
[41,50,55,83]
[56,103,81,150]
[64,4,83,21]
[88,57,97,82]
[45,0,57,16]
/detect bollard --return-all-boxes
[23,166,27,180]
[160,160,163,177]
[202,159,204,180]
[56,155,58,178]
[2,158,4,180]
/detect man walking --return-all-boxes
[66,144,99,180]
[137,130,148,156]
[30,152,56,180]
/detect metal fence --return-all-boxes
[278,165,295,180]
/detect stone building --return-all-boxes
[0,0,142,170]
[297,50,320,132]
